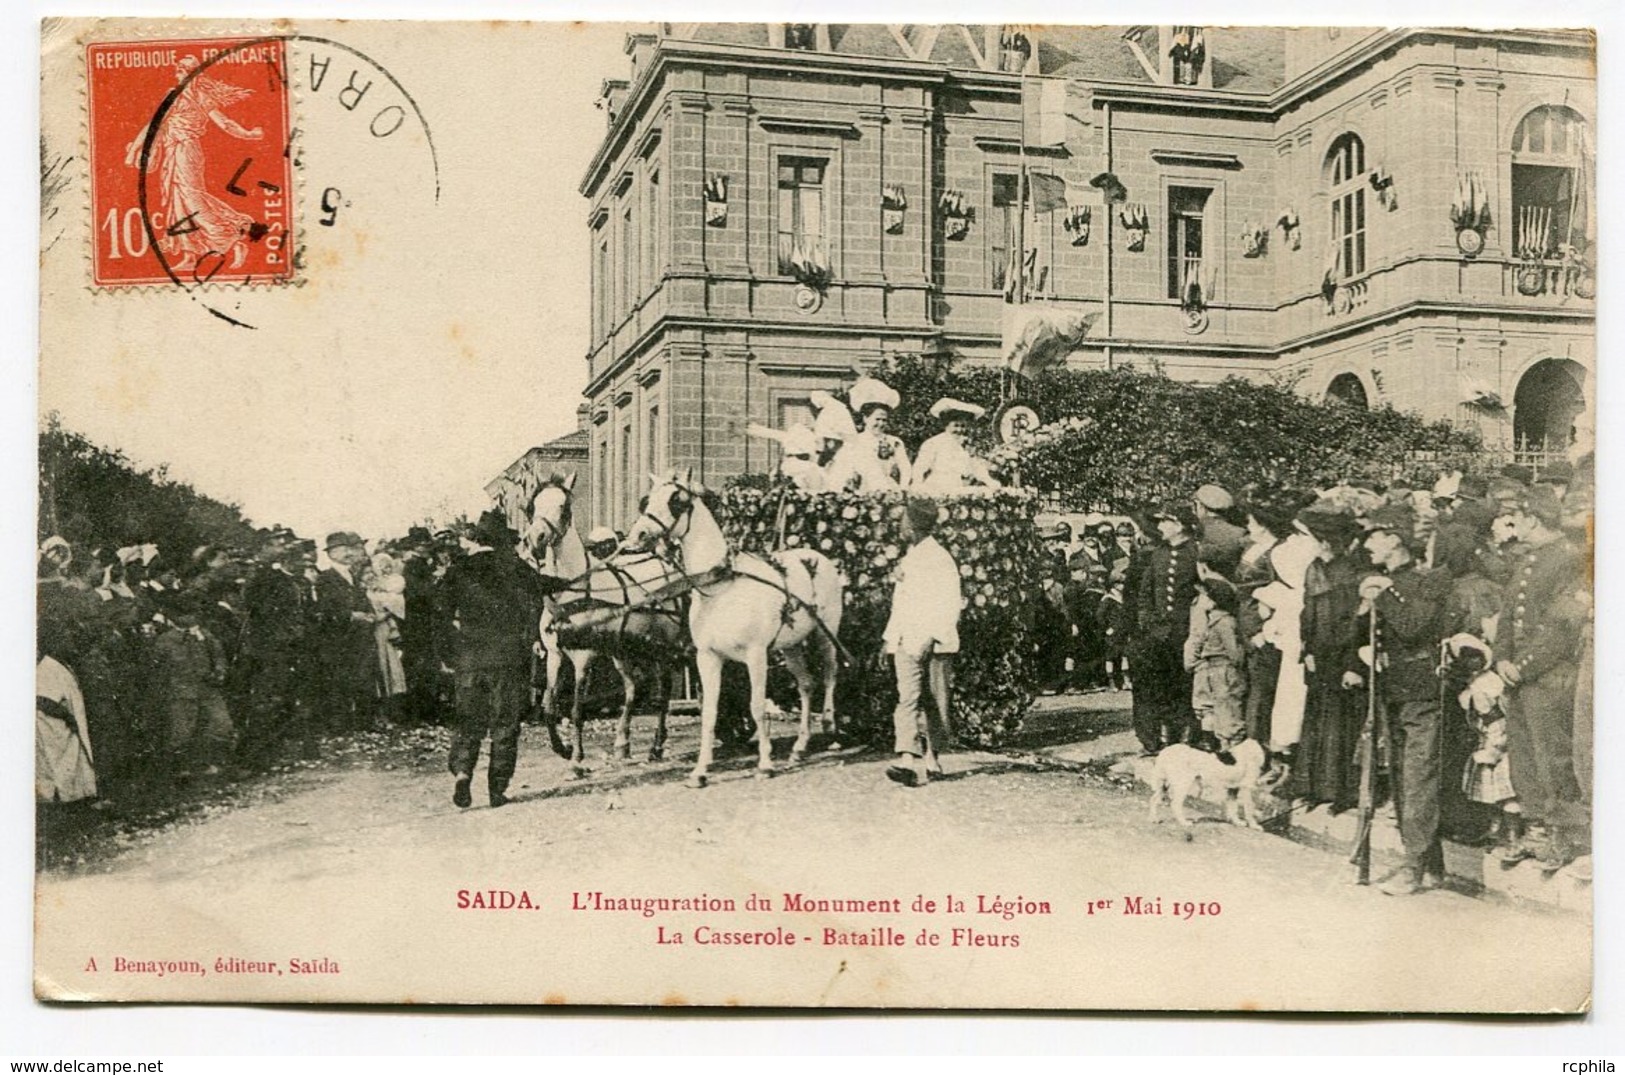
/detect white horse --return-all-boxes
[526,477,686,772]
[626,469,844,788]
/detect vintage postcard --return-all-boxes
[35,18,1594,1010]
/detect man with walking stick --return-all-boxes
[1354,505,1451,894]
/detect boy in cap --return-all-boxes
[1184,573,1247,755]
[883,497,961,787]
[1357,504,1451,894]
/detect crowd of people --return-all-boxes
[37,377,1594,892]
[34,513,539,822]
[1033,458,1593,892]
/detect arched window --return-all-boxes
[1325,372,1368,409]
[1513,359,1585,463]
[1326,133,1367,279]
[1512,106,1591,260]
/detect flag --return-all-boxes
[1026,173,1068,214]
[1022,77,1068,148]
[1001,304,1100,378]
[1570,126,1594,251]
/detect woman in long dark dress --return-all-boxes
[1236,500,1291,745]
[1283,509,1365,811]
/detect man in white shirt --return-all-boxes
[883,496,962,787]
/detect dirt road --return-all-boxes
[34,710,1590,1012]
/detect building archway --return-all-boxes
[1512,358,1585,458]
[1325,371,1369,408]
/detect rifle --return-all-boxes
[1351,600,1379,885]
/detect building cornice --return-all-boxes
[582,28,1592,196]
[581,39,949,197]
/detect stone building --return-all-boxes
[577,24,1594,529]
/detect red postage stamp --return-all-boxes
[86,38,294,287]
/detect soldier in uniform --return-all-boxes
[1357,504,1452,895]
[441,509,547,809]
[1491,484,1587,869]
[1128,504,1200,754]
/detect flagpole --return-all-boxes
[1017,65,1028,309]
[1010,60,1029,405]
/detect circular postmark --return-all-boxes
[123,33,440,327]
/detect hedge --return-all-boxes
[852,357,1484,511]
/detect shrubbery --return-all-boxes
[861,357,1483,511]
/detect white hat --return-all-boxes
[812,399,856,442]
[587,525,619,546]
[848,377,900,414]
[930,397,986,421]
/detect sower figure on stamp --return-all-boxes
[123,55,264,273]
[884,497,961,789]
[1357,504,1451,895]
[441,509,545,809]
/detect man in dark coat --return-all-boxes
[441,509,546,808]
[309,531,378,736]
[1128,504,1200,754]
[1358,504,1452,895]
[237,532,310,766]
[1492,485,1587,869]
[399,528,441,725]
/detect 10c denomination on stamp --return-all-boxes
[86,38,294,288]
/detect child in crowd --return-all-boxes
[1184,574,1248,754]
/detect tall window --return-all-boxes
[1512,106,1588,260]
[1328,133,1367,279]
[620,207,635,314]
[989,173,1019,290]
[593,229,609,339]
[1167,186,1210,299]
[777,158,828,275]
[773,397,815,467]
[644,168,661,288]
[595,435,609,526]
[645,401,662,482]
[619,423,634,525]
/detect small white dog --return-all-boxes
[1147,740,1267,828]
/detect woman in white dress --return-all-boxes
[911,398,1001,494]
[828,378,912,493]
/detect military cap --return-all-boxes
[1151,503,1199,532]
[1194,483,1234,511]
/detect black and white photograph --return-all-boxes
[26,14,1601,1017]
